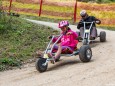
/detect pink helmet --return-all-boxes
[58,20,69,28]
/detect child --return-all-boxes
[48,20,78,63]
[77,10,101,39]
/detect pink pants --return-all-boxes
[52,45,73,54]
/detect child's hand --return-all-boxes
[66,32,72,35]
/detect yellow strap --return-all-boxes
[43,54,49,59]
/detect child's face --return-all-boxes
[61,26,67,32]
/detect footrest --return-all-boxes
[73,50,80,55]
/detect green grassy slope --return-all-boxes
[0,15,59,71]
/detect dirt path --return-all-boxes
[0,20,115,86]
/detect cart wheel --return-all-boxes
[35,58,48,73]
[79,45,92,62]
[100,31,106,42]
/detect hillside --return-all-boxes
[0,14,58,71]
[2,0,115,27]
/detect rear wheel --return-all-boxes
[100,31,106,42]
[79,45,92,62]
[35,58,48,73]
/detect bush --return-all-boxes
[0,0,13,34]
[0,57,21,71]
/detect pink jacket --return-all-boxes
[52,30,78,50]
[61,30,78,50]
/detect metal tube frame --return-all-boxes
[83,22,94,44]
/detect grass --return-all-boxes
[3,1,40,10]
[42,5,73,13]
[21,14,115,29]
[98,26,115,31]
[3,1,115,19]
[0,14,59,71]
[19,12,72,20]
[3,0,115,28]
[20,14,74,24]
[3,1,74,13]
[87,11,115,19]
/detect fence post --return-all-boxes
[74,0,77,23]
[39,0,43,16]
[9,0,12,13]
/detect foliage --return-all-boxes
[0,57,21,71]
[3,1,115,27]
[98,26,115,31]
[0,15,59,71]
[3,1,73,13]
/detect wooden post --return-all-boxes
[9,0,12,13]
[39,0,43,16]
[74,0,77,23]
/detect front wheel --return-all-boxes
[35,58,48,73]
[79,45,92,62]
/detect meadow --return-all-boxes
[2,0,115,27]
